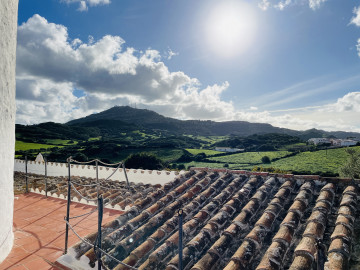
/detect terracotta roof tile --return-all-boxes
[302,221,325,240]
[273,225,294,247]
[328,238,350,257]
[288,254,313,270]
[256,241,287,270]
[324,252,347,270]
[57,170,360,270]
[330,224,352,242]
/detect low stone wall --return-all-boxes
[14,159,184,185]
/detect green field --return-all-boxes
[178,147,360,175]
[185,135,228,145]
[45,139,77,145]
[259,147,360,174]
[15,141,61,151]
[278,142,307,151]
[186,149,221,156]
[179,161,230,169]
[209,151,291,164]
[88,137,101,141]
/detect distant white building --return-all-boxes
[339,139,357,147]
[330,139,342,147]
[308,138,331,145]
[309,138,358,147]
[215,147,244,153]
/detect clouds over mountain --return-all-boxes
[16,14,360,132]
[16,15,234,124]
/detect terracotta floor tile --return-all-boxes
[13,219,32,229]
[0,259,14,269]
[0,192,122,270]
[24,256,51,270]
[7,264,29,270]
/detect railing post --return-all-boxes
[96,160,99,199]
[178,209,183,270]
[64,157,72,254]
[44,156,48,197]
[122,163,130,190]
[25,156,28,193]
[97,195,103,270]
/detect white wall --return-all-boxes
[0,0,18,263]
[14,159,184,186]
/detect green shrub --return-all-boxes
[125,153,164,170]
[261,156,271,164]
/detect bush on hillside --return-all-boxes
[125,153,164,170]
[340,148,360,179]
[261,156,271,164]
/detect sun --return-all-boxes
[203,1,258,58]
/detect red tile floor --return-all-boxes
[0,193,123,270]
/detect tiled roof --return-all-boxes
[15,172,162,210]
[57,169,359,270]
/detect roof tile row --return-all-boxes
[56,169,359,270]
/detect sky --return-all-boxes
[16,0,360,132]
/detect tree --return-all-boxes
[261,156,271,164]
[194,153,206,161]
[125,153,164,170]
[177,164,185,170]
[177,153,193,162]
[73,152,88,162]
[339,149,360,179]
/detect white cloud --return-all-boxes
[326,92,360,113]
[258,0,328,11]
[275,0,292,11]
[309,0,328,10]
[61,0,110,11]
[258,0,270,11]
[78,1,88,12]
[16,78,78,124]
[230,93,360,132]
[350,6,360,27]
[165,48,179,60]
[17,15,198,103]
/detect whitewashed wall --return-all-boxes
[14,159,184,186]
[0,0,18,263]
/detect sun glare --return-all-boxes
[204,1,258,58]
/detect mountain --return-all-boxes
[66,106,360,139]
[67,106,291,136]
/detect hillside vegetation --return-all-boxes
[14,106,360,174]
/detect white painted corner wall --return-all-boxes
[0,0,18,263]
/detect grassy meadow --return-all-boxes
[178,146,360,175]
[15,141,61,151]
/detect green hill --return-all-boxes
[66,106,360,138]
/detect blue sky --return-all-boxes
[16,0,360,132]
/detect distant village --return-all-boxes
[308,137,359,147]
